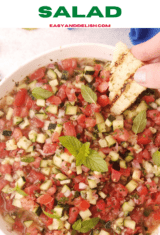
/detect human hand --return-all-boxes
[131,32,160,88]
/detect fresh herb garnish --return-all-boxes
[21,157,35,163]
[59,136,108,172]
[81,85,97,104]
[132,110,147,134]
[42,210,60,219]
[14,185,28,196]
[32,87,53,100]
[152,150,160,166]
[72,218,99,233]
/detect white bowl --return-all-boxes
[0,43,159,235]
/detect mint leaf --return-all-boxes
[80,218,99,233]
[72,218,99,233]
[14,186,28,196]
[152,150,160,166]
[42,210,60,219]
[21,157,35,163]
[59,136,82,156]
[72,219,82,231]
[85,150,108,172]
[81,85,97,104]
[76,142,90,166]
[132,111,147,134]
[32,87,53,99]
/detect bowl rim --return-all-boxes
[1,42,115,86]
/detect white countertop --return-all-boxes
[0,28,132,80]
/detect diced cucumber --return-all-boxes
[54,68,62,79]
[53,156,62,168]
[40,180,52,191]
[12,199,22,208]
[60,179,71,185]
[98,151,106,159]
[105,135,116,147]
[49,79,59,87]
[125,154,134,162]
[99,230,110,235]
[132,169,141,181]
[6,107,13,120]
[120,160,127,169]
[24,220,33,228]
[40,160,48,168]
[46,105,58,114]
[19,117,30,129]
[41,167,51,176]
[65,105,77,115]
[84,74,94,83]
[29,109,35,118]
[4,174,13,182]
[113,115,124,130]
[97,122,107,133]
[60,153,70,162]
[15,176,26,188]
[122,202,134,212]
[136,100,148,113]
[65,221,70,230]
[55,124,62,135]
[17,137,32,150]
[36,133,46,143]
[105,115,116,127]
[99,191,107,199]
[6,139,17,150]
[35,113,48,120]
[36,99,45,107]
[99,139,107,148]
[126,180,138,193]
[28,130,37,142]
[48,218,63,230]
[47,69,57,79]
[2,185,12,194]
[6,96,14,105]
[124,219,136,230]
[84,66,95,75]
[95,113,104,124]
[79,209,92,220]
[74,82,84,88]
[13,116,23,125]
[61,185,70,194]
[28,80,37,90]
[115,217,124,227]
[121,141,128,148]
[123,109,137,120]
[4,214,15,225]
[55,173,67,181]
[33,205,42,216]
[53,206,63,217]
[109,151,119,161]
[133,144,142,154]
[156,98,160,106]
[0,110,4,117]
[88,179,97,189]
[76,166,82,175]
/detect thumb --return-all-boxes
[134,63,160,89]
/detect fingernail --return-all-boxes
[134,71,146,83]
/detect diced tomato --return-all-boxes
[116,184,128,197]
[145,181,157,193]
[56,84,67,101]
[0,164,11,175]
[31,157,41,168]
[24,185,40,195]
[68,207,79,224]
[155,132,160,147]
[46,95,62,105]
[78,200,90,211]
[37,194,53,205]
[77,114,86,128]
[120,168,131,177]
[21,197,36,210]
[0,179,8,191]
[63,121,76,137]
[154,192,160,204]
[100,69,110,81]
[112,128,130,143]
[96,199,106,211]
[51,132,60,143]
[142,95,155,104]
[130,208,143,224]
[27,170,45,183]
[61,58,77,73]
[98,95,110,107]
[147,109,159,120]
[81,104,100,116]
[138,185,148,196]
[30,117,44,128]
[66,87,77,101]
[0,143,9,159]
[20,107,29,118]
[85,117,96,128]
[12,128,23,142]
[136,149,151,163]
[81,165,90,173]
[155,113,160,126]
[43,143,58,154]
[111,168,122,182]
[14,88,27,106]
[29,67,46,81]
[26,96,34,109]
[0,119,5,131]
[93,64,101,77]
[146,118,155,128]
[97,82,109,93]
[43,84,53,92]
[13,219,24,232]
[26,226,42,235]
[137,128,153,145]
[154,211,160,221]
[47,185,57,195]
